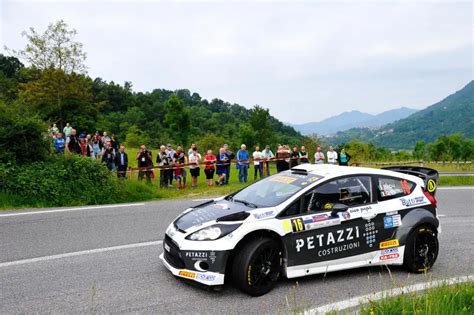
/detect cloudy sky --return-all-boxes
[1,0,472,123]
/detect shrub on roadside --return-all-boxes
[0,154,120,206]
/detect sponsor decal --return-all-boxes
[178,271,196,279]
[400,196,425,207]
[380,239,399,249]
[269,176,297,184]
[324,203,333,210]
[291,218,305,232]
[380,253,400,261]
[253,210,274,220]
[184,251,217,264]
[386,210,398,216]
[295,226,360,256]
[303,214,341,230]
[400,179,411,195]
[363,220,378,248]
[381,247,399,255]
[196,273,216,281]
[349,205,372,214]
[309,177,319,182]
[282,220,293,233]
[212,203,229,210]
[339,211,350,220]
[427,179,437,193]
[164,243,170,252]
[301,181,308,186]
[384,214,402,229]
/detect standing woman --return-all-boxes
[215,148,228,185]
[204,150,217,186]
[338,147,351,166]
[92,135,101,159]
[189,147,202,188]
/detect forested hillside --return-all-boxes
[328,81,474,149]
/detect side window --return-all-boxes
[377,176,415,201]
[279,199,302,217]
[303,176,372,212]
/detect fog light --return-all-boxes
[199,261,209,271]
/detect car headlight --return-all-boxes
[186,224,241,241]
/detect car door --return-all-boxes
[281,175,379,272]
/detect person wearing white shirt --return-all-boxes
[327,146,338,165]
[314,146,325,164]
[252,146,263,180]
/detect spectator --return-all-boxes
[223,144,234,184]
[137,144,153,182]
[52,123,59,134]
[91,135,101,159]
[237,144,250,183]
[166,144,176,187]
[115,145,128,179]
[111,134,119,151]
[204,149,216,186]
[53,132,65,153]
[63,123,72,138]
[173,146,188,188]
[290,145,299,168]
[102,131,111,144]
[157,145,171,187]
[66,129,82,154]
[276,145,290,173]
[327,146,338,165]
[215,148,228,186]
[299,146,309,164]
[338,147,351,166]
[188,143,197,156]
[314,146,325,164]
[189,147,202,188]
[101,141,115,171]
[79,137,87,156]
[262,145,274,176]
[252,146,263,180]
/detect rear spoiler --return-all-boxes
[382,166,439,195]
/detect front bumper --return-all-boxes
[160,234,229,286]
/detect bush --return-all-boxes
[0,154,121,206]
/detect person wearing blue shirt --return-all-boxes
[53,132,65,153]
[236,144,250,183]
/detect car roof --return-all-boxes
[291,164,425,187]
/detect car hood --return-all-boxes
[174,199,251,231]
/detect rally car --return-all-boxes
[160,164,440,296]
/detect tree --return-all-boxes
[164,94,191,146]
[248,105,275,146]
[6,20,87,74]
[0,54,25,102]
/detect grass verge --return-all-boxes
[359,281,474,315]
[438,176,474,186]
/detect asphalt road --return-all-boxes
[1,188,473,314]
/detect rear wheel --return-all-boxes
[232,237,282,296]
[403,225,439,273]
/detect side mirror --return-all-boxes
[330,203,349,217]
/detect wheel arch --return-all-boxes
[396,208,439,245]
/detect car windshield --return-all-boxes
[229,172,322,208]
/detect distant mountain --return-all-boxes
[290,107,418,136]
[327,80,474,149]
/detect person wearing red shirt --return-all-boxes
[204,150,217,186]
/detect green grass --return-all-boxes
[359,281,474,315]
[438,176,474,186]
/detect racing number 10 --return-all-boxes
[291,218,305,232]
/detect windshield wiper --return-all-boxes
[233,199,258,208]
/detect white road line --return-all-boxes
[438,186,474,190]
[0,203,146,218]
[0,240,163,268]
[438,214,446,217]
[192,198,214,201]
[305,275,473,315]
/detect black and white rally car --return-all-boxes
[160,164,440,296]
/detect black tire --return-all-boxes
[403,225,439,273]
[232,237,282,296]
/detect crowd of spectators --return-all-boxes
[47,124,351,189]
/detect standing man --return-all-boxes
[66,129,81,154]
[290,146,299,168]
[327,146,338,165]
[115,145,128,178]
[262,145,274,176]
[236,144,250,183]
[137,144,152,182]
[173,146,188,188]
[252,146,263,180]
[314,146,325,164]
[101,141,115,171]
[299,146,309,164]
[63,123,72,139]
[157,145,171,188]
[223,144,234,184]
[188,143,197,156]
[166,144,176,187]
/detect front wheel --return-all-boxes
[232,237,282,296]
[403,225,439,273]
